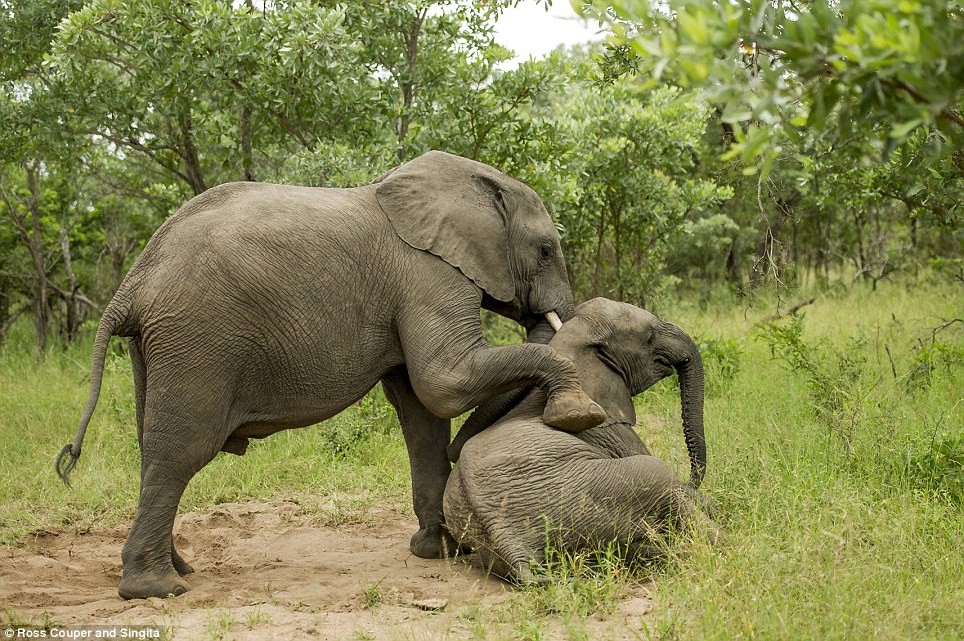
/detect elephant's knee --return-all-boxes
[430,400,463,420]
[410,378,469,420]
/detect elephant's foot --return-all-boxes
[543,388,607,432]
[118,567,190,600]
[410,526,466,559]
[509,562,552,586]
[172,547,195,576]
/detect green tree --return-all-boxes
[481,51,733,307]
[48,0,366,196]
[587,0,964,167]
[586,0,963,292]
[277,1,562,183]
[0,0,102,348]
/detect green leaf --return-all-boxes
[890,118,923,140]
[678,10,710,47]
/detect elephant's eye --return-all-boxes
[539,243,552,260]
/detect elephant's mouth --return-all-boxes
[654,356,675,377]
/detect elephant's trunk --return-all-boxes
[673,331,706,489]
[555,293,576,323]
[516,290,574,332]
[530,271,576,326]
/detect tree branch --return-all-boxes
[766,297,817,322]
[878,77,964,128]
[0,302,31,340]
[48,284,103,315]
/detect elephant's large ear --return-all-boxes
[375,151,515,303]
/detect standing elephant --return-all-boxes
[444,298,715,583]
[56,150,607,600]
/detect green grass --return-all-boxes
[632,278,964,640]
[1,276,961,639]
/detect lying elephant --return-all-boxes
[444,298,717,582]
[56,151,607,600]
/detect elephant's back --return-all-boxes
[452,418,607,518]
[446,419,622,569]
[121,182,409,383]
[124,183,399,311]
[461,418,600,466]
[140,183,387,265]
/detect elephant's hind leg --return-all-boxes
[119,469,196,599]
[129,337,196,579]
[118,404,224,600]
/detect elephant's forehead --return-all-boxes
[515,182,551,215]
[579,298,657,325]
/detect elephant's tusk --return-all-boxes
[545,311,563,332]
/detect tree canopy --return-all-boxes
[588,0,963,165]
[0,0,960,349]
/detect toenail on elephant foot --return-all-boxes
[172,548,194,576]
[410,527,463,559]
[173,557,195,576]
[511,563,552,586]
[118,569,191,600]
[543,389,607,433]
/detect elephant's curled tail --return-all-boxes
[56,295,133,486]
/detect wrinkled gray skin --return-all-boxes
[56,151,607,600]
[444,298,716,583]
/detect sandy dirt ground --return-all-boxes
[1,499,655,640]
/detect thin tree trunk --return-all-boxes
[853,210,866,281]
[106,235,137,290]
[592,204,607,295]
[26,165,48,350]
[395,10,425,162]
[725,239,744,297]
[177,105,207,195]
[0,267,8,335]
[26,165,50,351]
[240,104,256,182]
[612,205,622,300]
[59,228,84,343]
[0,161,51,350]
[0,303,29,344]
[240,0,257,181]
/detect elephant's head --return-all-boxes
[374,151,575,327]
[552,298,706,488]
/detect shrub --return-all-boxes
[695,335,743,396]
[906,338,964,393]
[756,314,869,452]
[895,432,964,504]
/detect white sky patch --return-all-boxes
[494,1,606,64]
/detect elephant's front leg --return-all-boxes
[410,340,607,433]
[382,368,460,559]
[400,302,605,432]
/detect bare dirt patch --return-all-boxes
[1,500,655,640]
